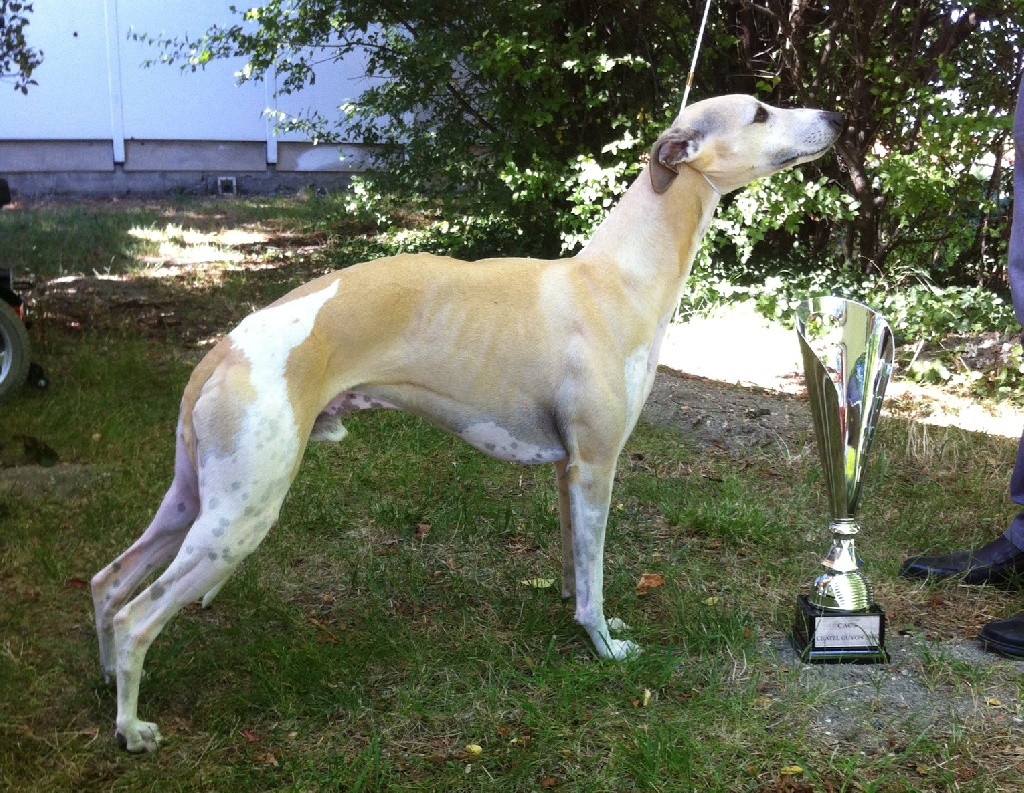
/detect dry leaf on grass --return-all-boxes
[636,573,666,595]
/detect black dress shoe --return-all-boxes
[900,536,1024,586]
[979,612,1024,657]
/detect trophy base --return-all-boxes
[792,595,889,664]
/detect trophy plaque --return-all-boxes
[791,297,894,664]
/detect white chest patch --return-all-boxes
[624,344,654,430]
[623,317,670,435]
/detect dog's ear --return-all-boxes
[649,127,704,195]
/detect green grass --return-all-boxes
[2,197,1023,791]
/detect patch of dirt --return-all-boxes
[643,367,814,455]
[0,435,109,501]
[0,463,108,502]
[770,635,1024,766]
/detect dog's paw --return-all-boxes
[591,634,641,661]
[115,720,163,752]
[605,637,641,661]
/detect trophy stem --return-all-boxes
[821,518,860,574]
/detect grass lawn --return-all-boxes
[1,197,1023,792]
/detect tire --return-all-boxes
[0,300,31,401]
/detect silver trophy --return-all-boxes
[791,297,894,663]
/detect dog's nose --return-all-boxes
[824,111,845,133]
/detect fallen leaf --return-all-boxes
[416,523,431,540]
[780,765,804,776]
[987,697,1003,708]
[306,616,341,643]
[541,777,560,788]
[67,577,90,590]
[704,596,720,606]
[642,688,653,707]
[636,573,666,595]
[465,744,483,758]
[521,578,556,589]
[258,751,279,767]
[242,729,260,743]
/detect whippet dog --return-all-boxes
[92,94,844,751]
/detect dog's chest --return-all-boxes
[623,317,669,433]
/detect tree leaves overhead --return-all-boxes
[148,1,1024,286]
[141,1,712,253]
[1,0,43,94]
[729,1,1024,281]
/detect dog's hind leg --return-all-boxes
[109,467,294,751]
[110,524,241,752]
[92,420,200,682]
[110,391,306,751]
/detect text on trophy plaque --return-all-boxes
[813,615,882,649]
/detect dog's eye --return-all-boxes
[752,105,770,124]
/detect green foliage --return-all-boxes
[707,169,860,266]
[137,0,711,258]
[140,0,1024,298]
[0,0,42,93]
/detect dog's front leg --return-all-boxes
[565,459,639,661]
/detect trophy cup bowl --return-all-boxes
[791,297,894,663]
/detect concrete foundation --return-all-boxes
[3,168,355,198]
[0,139,372,198]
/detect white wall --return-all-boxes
[0,0,372,178]
[1,1,113,140]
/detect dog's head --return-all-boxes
[650,94,844,195]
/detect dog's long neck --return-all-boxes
[576,164,720,320]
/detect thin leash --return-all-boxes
[681,0,714,109]
[673,0,715,328]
